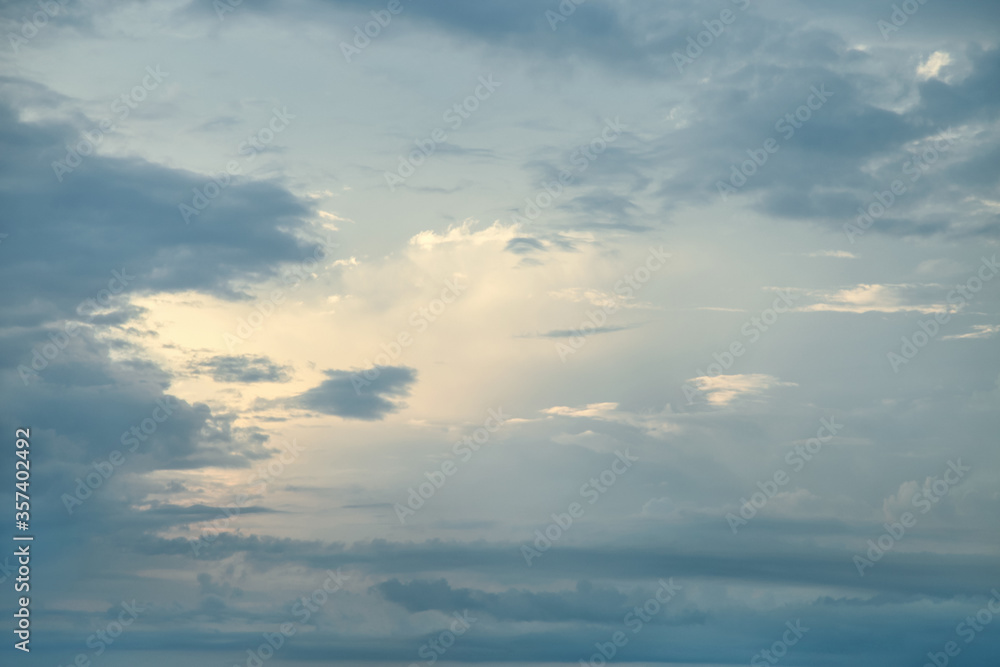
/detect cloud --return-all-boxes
[547,287,656,311]
[686,374,798,407]
[375,577,705,625]
[290,366,417,420]
[1,333,272,473]
[942,324,1000,340]
[533,324,636,338]
[190,355,293,383]
[543,402,621,419]
[4,3,1000,665]
[178,0,676,78]
[542,402,676,439]
[792,284,949,314]
[805,250,857,259]
[0,88,327,330]
[504,237,546,254]
[138,532,1000,600]
[917,51,954,81]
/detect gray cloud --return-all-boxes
[291,366,417,420]
[3,1,999,664]
[190,355,293,383]
[0,87,325,330]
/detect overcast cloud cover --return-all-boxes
[1,0,998,665]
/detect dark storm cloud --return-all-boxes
[0,85,323,329]
[291,366,417,420]
[0,75,327,510]
[113,521,1000,661]
[2,337,266,470]
[0,75,333,639]
[138,530,1000,600]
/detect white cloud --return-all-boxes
[542,402,677,438]
[686,374,797,407]
[793,284,947,314]
[805,250,857,259]
[917,51,952,81]
[942,324,1000,341]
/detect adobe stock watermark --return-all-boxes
[887,255,998,373]
[191,438,306,556]
[853,459,970,576]
[340,0,413,62]
[61,397,179,514]
[717,84,834,200]
[384,75,501,191]
[351,276,467,394]
[578,578,682,667]
[672,0,751,74]
[750,620,809,667]
[545,0,586,31]
[878,0,931,40]
[7,0,72,54]
[51,600,147,666]
[681,290,795,404]
[180,107,295,224]
[51,66,169,181]
[18,268,135,384]
[921,589,1000,667]
[556,245,671,362]
[844,130,954,243]
[395,408,509,524]
[411,611,477,667]
[224,237,340,351]
[510,118,625,226]
[726,416,843,534]
[521,450,638,566]
[232,569,349,667]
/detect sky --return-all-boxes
[1,0,999,665]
